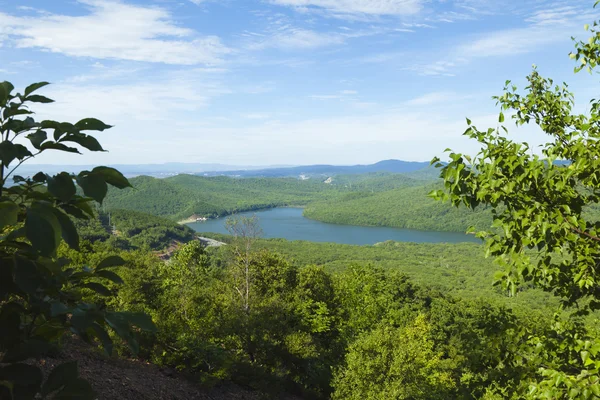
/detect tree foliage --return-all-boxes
[0,81,155,399]
[431,5,600,397]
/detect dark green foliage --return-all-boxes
[0,81,155,399]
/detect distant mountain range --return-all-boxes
[15,160,431,179]
[200,160,432,178]
[13,163,293,178]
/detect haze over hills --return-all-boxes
[13,162,294,178]
[200,159,432,178]
[15,159,433,179]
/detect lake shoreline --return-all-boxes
[186,207,480,245]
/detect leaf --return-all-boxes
[39,142,81,154]
[26,130,47,149]
[46,172,76,202]
[96,255,126,270]
[32,172,46,182]
[0,202,19,230]
[83,282,112,296]
[61,133,105,152]
[0,142,33,166]
[53,209,80,251]
[1,339,54,363]
[499,112,505,123]
[89,322,113,356]
[24,81,50,97]
[95,269,124,284]
[26,202,62,256]
[76,172,108,203]
[13,256,43,295]
[0,82,7,106]
[104,312,138,354]
[25,94,54,103]
[42,361,79,397]
[74,118,112,132]
[53,377,96,400]
[91,166,131,189]
[122,311,157,333]
[50,302,70,317]
[0,363,43,398]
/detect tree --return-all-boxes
[430,5,600,397]
[331,314,455,400]
[225,215,262,313]
[0,81,155,399]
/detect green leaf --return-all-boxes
[104,312,138,354]
[0,142,33,166]
[83,282,112,296]
[76,172,107,203]
[0,202,19,230]
[50,302,70,317]
[25,94,54,104]
[0,82,7,106]
[89,323,113,356]
[42,361,79,397]
[2,339,54,363]
[61,133,105,152]
[32,172,46,182]
[95,269,124,284]
[122,311,157,333]
[53,378,95,400]
[96,255,126,270]
[91,166,131,189]
[39,142,81,154]
[26,202,62,256]
[24,81,50,97]
[46,172,76,202]
[499,112,505,123]
[0,363,43,398]
[74,118,112,132]
[26,130,47,149]
[53,208,79,251]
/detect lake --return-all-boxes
[187,207,480,245]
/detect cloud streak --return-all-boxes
[0,0,230,65]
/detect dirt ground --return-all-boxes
[35,338,297,400]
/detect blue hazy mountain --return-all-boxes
[200,160,431,178]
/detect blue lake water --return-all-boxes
[187,208,480,246]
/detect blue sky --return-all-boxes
[0,0,598,165]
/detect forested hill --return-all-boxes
[104,174,345,219]
[102,172,495,232]
[303,184,493,232]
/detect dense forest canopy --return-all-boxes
[4,2,600,399]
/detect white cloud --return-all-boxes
[247,27,346,50]
[404,92,463,106]
[270,0,424,17]
[309,90,358,100]
[406,3,598,76]
[0,0,230,65]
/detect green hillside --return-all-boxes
[103,172,488,232]
[104,173,425,220]
[75,209,195,250]
[303,183,493,232]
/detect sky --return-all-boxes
[0,0,598,166]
